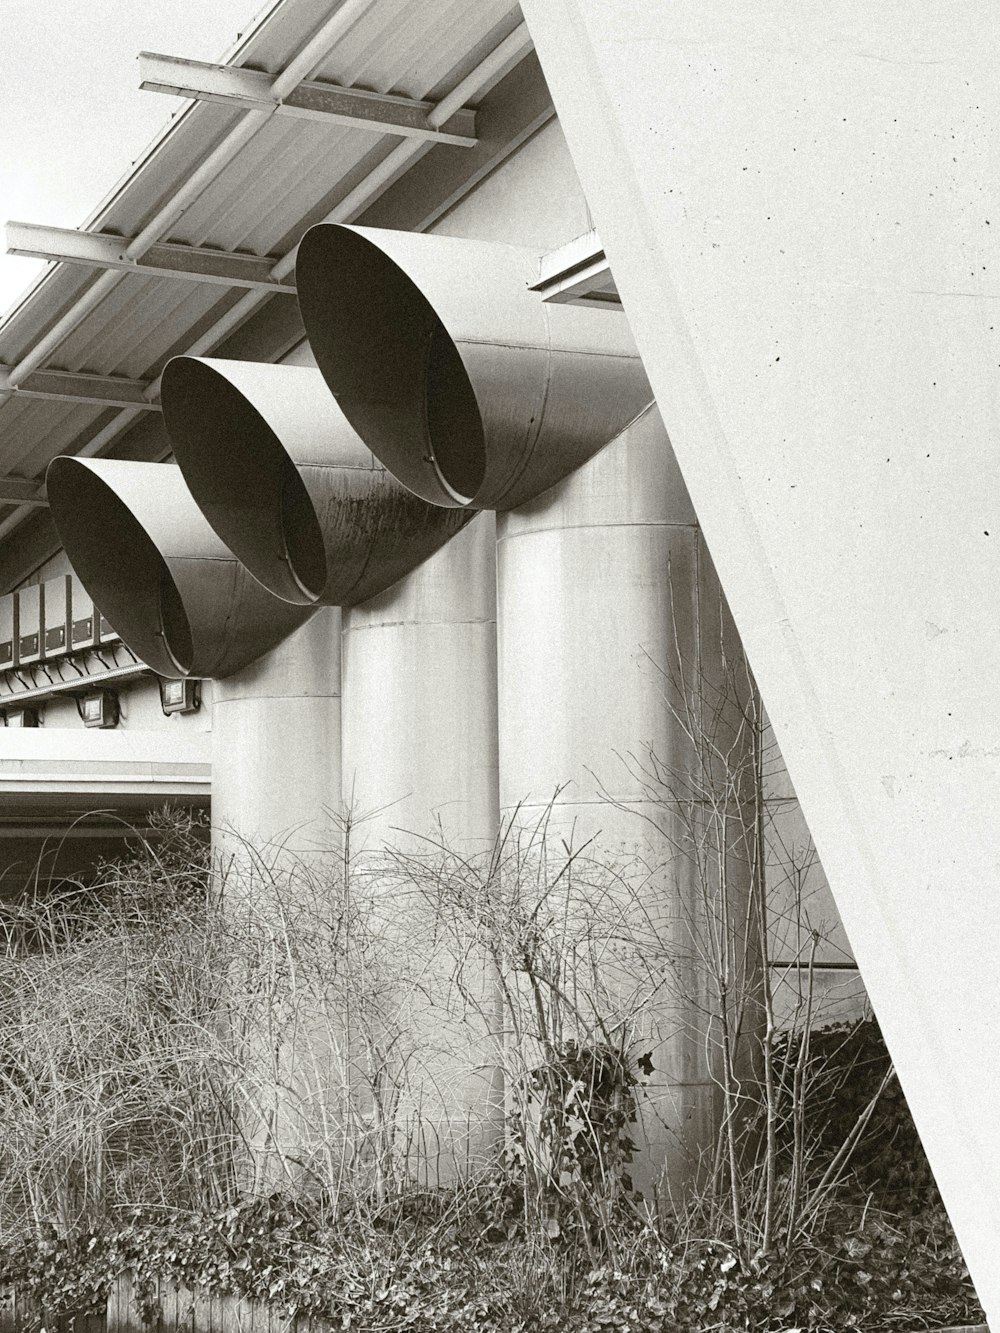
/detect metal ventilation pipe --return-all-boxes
[293,223,759,1196]
[45,457,313,679]
[156,351,503,1182]
[159,356,469,606]
[47,456,348,1191]
[495,404,759,1202]
[294,223,653,510]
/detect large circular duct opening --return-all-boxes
[296,224,487,508]
[46,457,194,676]
[161,357,327,603]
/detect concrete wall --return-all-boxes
[433,117,593,248]
[516,0,1000,1316]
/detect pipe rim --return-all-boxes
[45,457,194,676]
[296,224,487,508]
[161,356,327,603]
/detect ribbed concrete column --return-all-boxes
[497,406,757,1201]
[340,514,501,1183]
[211,608,342,861]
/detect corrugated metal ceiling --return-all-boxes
[0,0,527,540]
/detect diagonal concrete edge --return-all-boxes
[518,0,1000,1321]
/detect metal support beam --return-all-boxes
[529,229,621,307]
[0,24,534,577]
[0,364,158,411]
[0,478,46,507]
[138,52,479,147]
[5,222,296,293]
[1,659,147,706]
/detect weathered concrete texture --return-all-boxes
[518,0,1000,1317]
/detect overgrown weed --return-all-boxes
[0,792,982,1330]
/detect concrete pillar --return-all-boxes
[210,608,342,861]
[518,0,1000,1314]
[341,514,499,856]
[496,406,758,1202]
[210,609,344,1193]
[340,514,502,1184]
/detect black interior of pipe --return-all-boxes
[46,458,194,677]
[158,567,194,676]
[161,357,326,603]
[280,458,327,600]
[296,224,487,507]
[425,323,485,503]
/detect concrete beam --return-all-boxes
[0,364,158,410]
[0,728,210,799]
[6,221,296,293]
[519,0,1000,1318]
[139,52,479,147]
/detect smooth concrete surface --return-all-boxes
[761,714,865,1018]
[497,406,758,1199]
[341,513,501,1181]
[497,407,704,834]
[0,727,210,799]
[341,513,499,856]
[211,609,342,860]
[209,609,344,1192]
[518,0,1000,1315]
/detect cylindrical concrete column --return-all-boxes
[341,514,499,856]
[210,608,345,1195]
[211,608,343,861]
[496,405,757,1203]
[340,514,501,1185]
